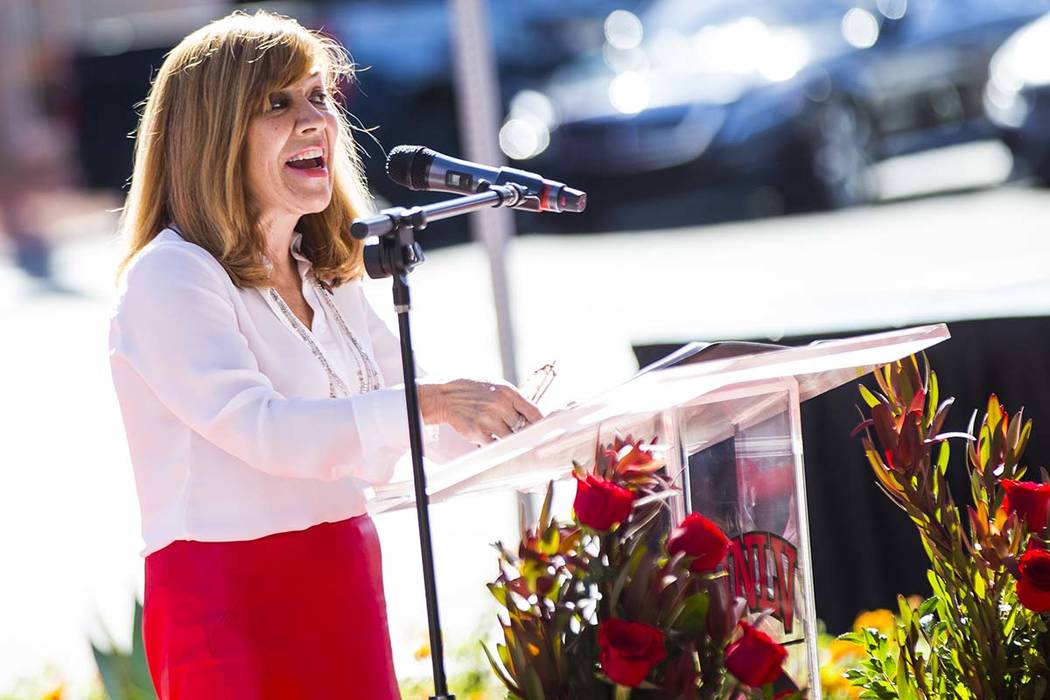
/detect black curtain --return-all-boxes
[633,317,1050,633]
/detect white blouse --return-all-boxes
[108,228,470,556]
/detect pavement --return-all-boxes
[5,142,1050,694]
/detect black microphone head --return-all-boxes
[387,145,436,191]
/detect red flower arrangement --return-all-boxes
[485,436,799,699]
[1017,547,1050,613]
[668,513,731,573]
[724,622,788,687]
[574,472,635,531]
[847,357,1050,696]
[597,619,667,687]
[1001,479,1050,534]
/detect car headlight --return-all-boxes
[989,15,1050,93]
[985,16,1050,127]
[500,90,557,160]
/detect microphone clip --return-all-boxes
[475,180,537,210]
[361,206,428,281]
[352,182,534,281]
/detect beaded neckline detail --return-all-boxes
[267,277,382,398]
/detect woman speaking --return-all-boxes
[108,10,540,698]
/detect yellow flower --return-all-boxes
[820,668,862,699]
[413,641,431,661]
[40,684,65,700]
[821,665,850,688]
[853,608,895,635]
[827,638,865,664]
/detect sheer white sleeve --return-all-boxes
[109,243,411,484]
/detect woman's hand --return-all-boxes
[418,379,544,445]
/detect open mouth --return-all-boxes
[285,149,327,176]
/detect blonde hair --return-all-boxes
[117,10,370,287]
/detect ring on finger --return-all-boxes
[510,413,527,433]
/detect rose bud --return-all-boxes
[573,472,635,531]
[1001,479,1050,533]
[725,622,788,687]
[667,513,730,572]
[1017,548,1050,613]
[597,618,667,688]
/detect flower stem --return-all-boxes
[613,686,632,700]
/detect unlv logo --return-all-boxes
[725,531,799,634]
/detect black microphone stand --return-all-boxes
[350,183,532,700]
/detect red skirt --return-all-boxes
[142,515,400,699]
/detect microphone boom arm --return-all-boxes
[350,182,530,242]
[344,181,530,700]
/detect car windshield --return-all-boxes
[552,0,866,86]
[642,0,861,32]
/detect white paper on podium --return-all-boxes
[369,323,950,513]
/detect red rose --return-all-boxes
[1002,479,1050,533]
[573,473,635,531]
[1017,548,1050,613]
[725,622,788,687]
[667,513,730,572]
[597,618,667,687]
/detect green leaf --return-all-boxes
[927,371,939,426]
[609,543,646,612]
[91,598,156,700]
[489,582,509,607]
[522,665,546,700]
[538,481,554,529]
[860,383,881,409]
[539,527,561,556]
[482,642,523,697]
[978,424,991,470]
[129,600,154,694]
[936,441,950,475]
[620,505,662,542]
[670,592,710,636]
[1019,420,1033,462]
[986,395,1002,433]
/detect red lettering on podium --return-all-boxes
[725,531,798,634]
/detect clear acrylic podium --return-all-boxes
[371,324,950,696]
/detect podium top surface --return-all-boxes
[370,323,949,511]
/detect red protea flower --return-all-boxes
[573,472,635,531]
[1017,547,1050,613]
[597,618,667,687]
[725,622,788,687]
[667,512,730,572]
[1001,479,1050,533]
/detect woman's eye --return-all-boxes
[311,91,329,105]
[268,97,287,110]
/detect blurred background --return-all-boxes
[6,0,1050,696]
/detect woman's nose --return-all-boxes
[295,102,325,132]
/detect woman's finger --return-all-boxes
[486,415,513,440]
[510,393,544,424]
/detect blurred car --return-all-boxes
[985,12,1050,184]
[71,1,637,244]
[328,0,641,214]
[501,0,1050,230]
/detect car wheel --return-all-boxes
[793,100,875,210]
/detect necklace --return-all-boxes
[267,276,382,398]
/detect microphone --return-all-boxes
[386,145,586,213]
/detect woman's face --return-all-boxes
[244,70,338,224]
